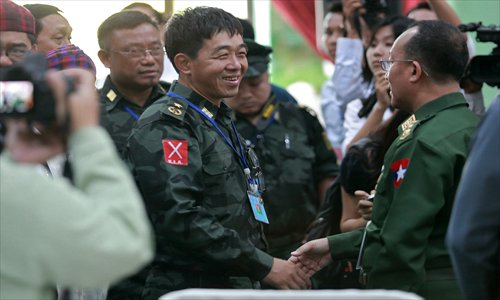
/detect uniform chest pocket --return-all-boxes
[202,151,237,175]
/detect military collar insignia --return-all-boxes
[107,90,117,102]
[262,103,275,119]
[399,115,418,141]
[401,114,416,131]
[202,107,214,119]
[167,103,183,116]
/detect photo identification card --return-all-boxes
[247,191,269,224]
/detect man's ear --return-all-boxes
[409,61,424,83]
[174,53,192,75]
[98,49,111,68]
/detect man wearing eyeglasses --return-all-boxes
[0,0,36,68]
[291,20,478,300]
[97,10,170,159]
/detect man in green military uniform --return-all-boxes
[124,7,310,300]
[97,10,170,158]
[290,20,478,300]
[225,39,338,260]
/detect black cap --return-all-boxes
[244,38,272,78]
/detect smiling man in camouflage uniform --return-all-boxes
[123,7,310,300]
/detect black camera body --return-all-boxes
[459,22,500,88]
[0,53,60,122]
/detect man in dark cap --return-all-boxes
[225,38,339,263]
[0,0,36,67]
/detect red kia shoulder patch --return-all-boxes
[162,140,188,166]
[390,158,409,188]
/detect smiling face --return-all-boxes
[366,25,394,74]
[180,31,248,105]
[36,14,72,53]
[99,23,163,92]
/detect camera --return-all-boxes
[459,22,500,88]
[0,53,73,122]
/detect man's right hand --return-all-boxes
[262,258,311,289]
[289,238,332,277]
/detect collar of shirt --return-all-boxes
[100,75,167,112]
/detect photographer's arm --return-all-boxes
[0,70,153,288]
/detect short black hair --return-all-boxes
[23,4,64,37]
[97,10,159,50]
[327,2,343,14]
[404,20,468,83]
[165,7,243,72]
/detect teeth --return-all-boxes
[224,77,238,81]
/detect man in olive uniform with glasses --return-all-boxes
[291,20,478,300]
[225,39,338,261]
[97,10,170,159]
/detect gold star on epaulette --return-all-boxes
[106,90,117,102]
[202,107,213,119]
[174,103,183,108]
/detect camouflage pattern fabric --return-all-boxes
[120,81,273,299]
[99,75,169,158]
[234,96,339,259]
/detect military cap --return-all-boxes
[46,44,97,75]
[244,38,273,78]
[0,0,36,35]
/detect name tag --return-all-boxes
[247,191,269,224]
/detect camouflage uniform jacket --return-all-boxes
[99,75,169,158]
[233,95,339,257]
[127,81,273,291]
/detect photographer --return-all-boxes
[0,64,154,298]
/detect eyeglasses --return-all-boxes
[108,46,164,59]
[379,59,415,71]
[1,46,29,62]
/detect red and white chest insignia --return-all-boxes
[390,158,410,188]
[162,140,188,166]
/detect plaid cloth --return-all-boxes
[0,0,35,35]
[46,44,96,75]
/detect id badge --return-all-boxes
[247,191,269,224]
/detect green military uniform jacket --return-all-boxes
[233,95,338,258]
[99,75,169,158]
[127,81,273,297]
[327,93,478,299]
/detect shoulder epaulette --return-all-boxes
[160,97,188,121]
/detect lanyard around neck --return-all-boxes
[123,104,140,121]
[167,92,250,171]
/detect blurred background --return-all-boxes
[12,0,500,113]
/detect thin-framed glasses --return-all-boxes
[380,59,430,77]
[1,46,29,62]
[108,46,164,59]
[379,59,414,71]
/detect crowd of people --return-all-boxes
[0,0,498,300]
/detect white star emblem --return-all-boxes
[396,164,407,182]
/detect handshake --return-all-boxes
[262,238,332,289]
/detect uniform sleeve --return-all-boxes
[0,127,154,288]
[300,107,339,180]
[368,138,456,290]
[128,120,273,280]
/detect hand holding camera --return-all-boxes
[1,53,98,163]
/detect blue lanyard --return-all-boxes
[123,104,140,121]
[167,92,250,171]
